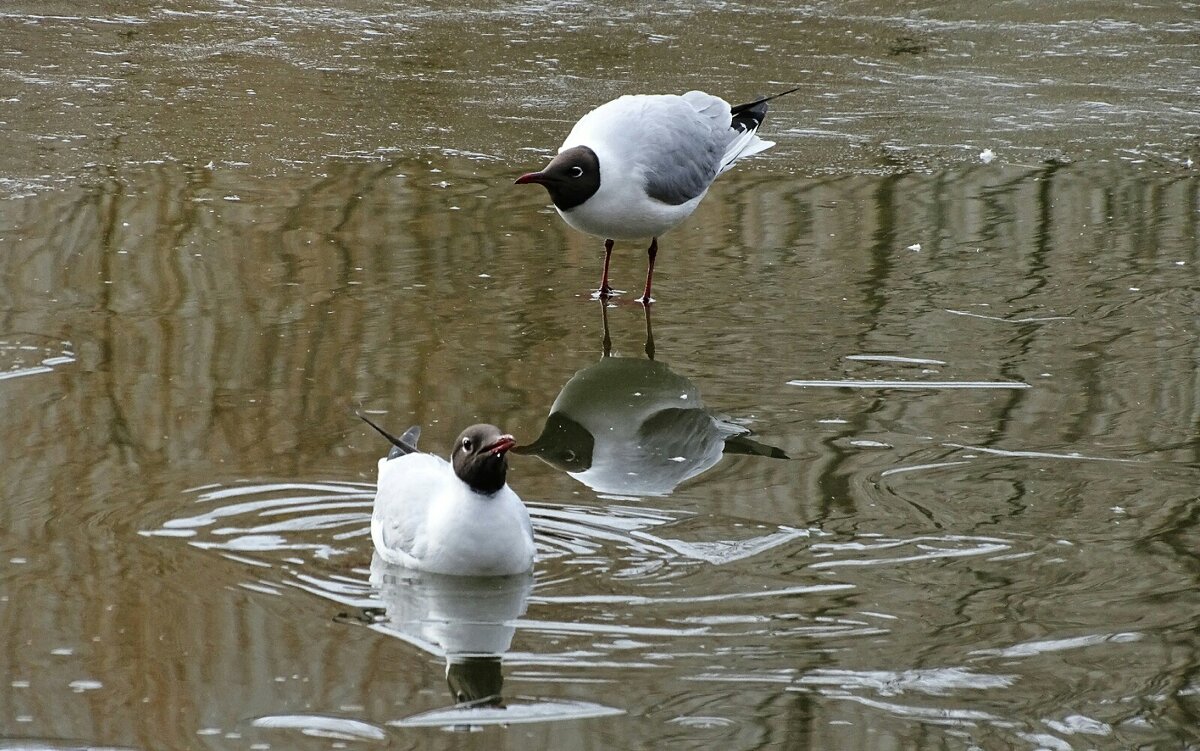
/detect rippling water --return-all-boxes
[2,1,1199,749]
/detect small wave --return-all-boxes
[392,698,623,728]
[0,335,76,382]
[251,714,387,741]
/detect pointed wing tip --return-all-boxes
[358,412,421,456]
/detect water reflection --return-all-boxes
[5,143,1200,747]
[0,334,77,382]
[366,556,626,729]
[368,556,531,708]
[519,305,786,498]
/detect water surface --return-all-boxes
[2,1,1199,749]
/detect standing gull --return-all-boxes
[516,86,799,303]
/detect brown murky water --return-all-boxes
[2,2,1199,750]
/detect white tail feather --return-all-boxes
[719,129,775,174]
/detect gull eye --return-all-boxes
[570,166,584,178]
[462,437,473,452]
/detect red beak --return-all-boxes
[515,171,547,185]
[487,435,517,455]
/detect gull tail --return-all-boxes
[358,413,421,459]
[719,85,802,174]
[730,86,802,133]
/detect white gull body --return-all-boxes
[517,87,797,301]
[555,90,776,241]
[371,452,535,576]
[364,422,535,573]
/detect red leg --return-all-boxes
[638,238,658,305]
[643,303,655,359]
[599,238,615,297]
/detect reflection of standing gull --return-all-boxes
[369,555,532,707]
[517,306,786,497]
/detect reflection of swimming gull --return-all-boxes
[517,307,786,497]
[369,556,623,726]
[359,416,535,575]
[369,555,532,707]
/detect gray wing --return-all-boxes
[388,426,421,461]
[640,93,731,205]
[643,135,722,205]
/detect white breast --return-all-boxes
[558,184,703,241]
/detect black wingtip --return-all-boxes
[358,412,420,457]
[723,434,791,460]
[731,85,804,114]
[730,85,803,132]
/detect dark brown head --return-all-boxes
[512,412,594,473]
[451,424,517,495]
[447,656,504,707]
[515,145,601,211]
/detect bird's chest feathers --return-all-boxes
[416,488,528,566]
[427,490,504,534]
[558,172,704,241]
